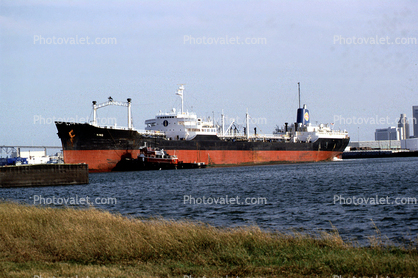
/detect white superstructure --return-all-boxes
[286,123,349,143]
[144,85,348,143]
[145,85,217,140]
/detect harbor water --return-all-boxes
[1,157,417,245]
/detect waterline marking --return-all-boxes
[183,195,267,206]
[333,35,417,45]
[184,35,267,45]
[31,195,117,206]
[33,35,117,45]
[333,195,417,206]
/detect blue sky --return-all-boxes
[1,0,417,146]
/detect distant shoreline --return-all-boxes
[342,150,418,159]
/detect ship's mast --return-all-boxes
[92,101,97,126]
[91,97,133,129]
[246,109,250,140]
[298,82,301,109]
[176,84,185,114]
[221,109,225,136]
[127,98,132,129]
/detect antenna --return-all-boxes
[298,82,301,108]
[176,84,185,114]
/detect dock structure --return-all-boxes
[0,164,89,188]
[0,145,62,158]
[342,150,418,159]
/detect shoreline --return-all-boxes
[1,202,417,277]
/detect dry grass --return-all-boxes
[0,201,417,277]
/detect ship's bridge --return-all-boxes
[145,108,216,140]
[145,85,217,140]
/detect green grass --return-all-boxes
[0,201,417,277]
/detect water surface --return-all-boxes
[2,157,417,245]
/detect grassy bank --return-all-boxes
[0,202,417,277]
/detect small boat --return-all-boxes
[139,147,178,166]
[112,147,178,171]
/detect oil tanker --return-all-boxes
[56,84,350,172]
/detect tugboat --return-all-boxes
[113,146,178,171]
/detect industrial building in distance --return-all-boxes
[0,146,62,166]
[375,113,411,141]
[402,105,418,150]
[413,106,418,137]
[349,105,418,153]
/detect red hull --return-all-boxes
[63,149,342,173]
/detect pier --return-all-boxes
[0,164,89,188]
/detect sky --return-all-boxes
[1,0,417,147]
